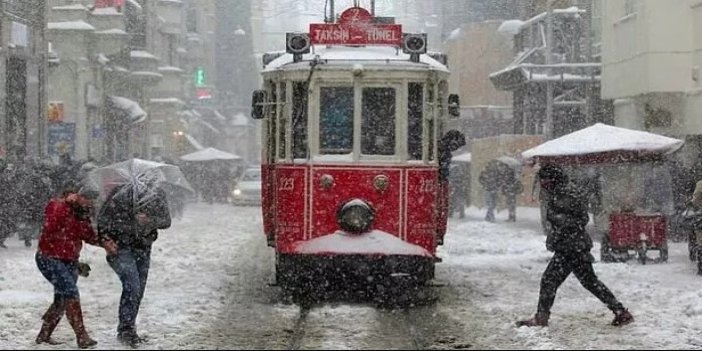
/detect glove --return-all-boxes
[77,262,91,278]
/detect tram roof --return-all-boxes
[262,46,450,74]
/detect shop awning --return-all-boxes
[107,96,147,124]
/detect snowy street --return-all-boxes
[2,203,702,349]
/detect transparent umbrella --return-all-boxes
[85,158,195,212]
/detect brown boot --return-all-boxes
[65,298,98,349]
[516,312,549,327]
[35,300,66,345]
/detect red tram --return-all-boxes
[251,6,460,288]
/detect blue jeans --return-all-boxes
[107,246,152,334]
[36,253,79,299]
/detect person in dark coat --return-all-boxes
[0,160,18,248]
[438,130,467,182]
[35,188,117,348]
[517,163,634,328]
[501,172,523,222]
[479,161,502,222]
[97,177,171,346]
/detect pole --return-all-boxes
[330,0,335,23]
[371,0,375,15]
[544,0,554,139]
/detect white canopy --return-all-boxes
[522,123,684,164]
[180,147,241,162]
[108,96,147,124]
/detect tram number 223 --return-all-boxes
[419,179,437,193]
[279,178,295,191]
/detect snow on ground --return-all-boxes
[440,206,702,349]
[1,203,701,349]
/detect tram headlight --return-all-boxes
[232,188,242,197]
[337,199,375,234]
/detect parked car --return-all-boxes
[231,167,262,206]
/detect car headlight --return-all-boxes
[232,188,242,196]
[337,199,375,234]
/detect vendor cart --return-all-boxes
[522,123,684,264]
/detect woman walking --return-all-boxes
[35,188,117,348]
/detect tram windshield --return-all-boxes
[319,87,354,154]
[318,86,398,157]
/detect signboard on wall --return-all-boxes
[48,101,65,123]
[10,21,28,47]
[47,123,76,156]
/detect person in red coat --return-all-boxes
[35,188,117,349]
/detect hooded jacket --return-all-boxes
[544,181,593,254]
[98,184,171,248]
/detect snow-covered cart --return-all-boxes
[522,123,684,264]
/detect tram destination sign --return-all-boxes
[309,7,402,46]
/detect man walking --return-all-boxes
[517,163,633,327]
[98,176,171,346]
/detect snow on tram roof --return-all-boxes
[262,45,449,73]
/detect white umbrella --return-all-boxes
[85,158,195,211]
[180,147,242,162]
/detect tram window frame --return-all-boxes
[426,83,436,162]
[292,81,309,159]
[277,81,288,160]
[408,82,424,161]
[361,86,396,156]
[267,81,278,163]
[318,86,354,155]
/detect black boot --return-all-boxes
[516,312,549,327]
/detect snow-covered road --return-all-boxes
[1,203,702,349]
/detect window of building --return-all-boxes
[319,87,354,154]
[624,0,637,15]
[186,7,198,33]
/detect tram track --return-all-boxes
[283,295,436,350]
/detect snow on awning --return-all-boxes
[180,147,241,162]
[107,96,147,124]
[522,123,684,165]
[48,21,96,31]
[452,152,471,163]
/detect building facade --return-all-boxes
[601,0,702,166]
[0,0,48,161]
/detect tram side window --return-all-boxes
[292,82,309,159]
[426,85,435,161]
[268,82,277,162]
[319,87,354,154]
[278,82,287,159]
[408,83,423,160]
[361,88,396,155]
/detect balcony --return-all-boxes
[88,7,126,31]
[129,50,163,86]
[93,29,130,56]
[50,4,89,22]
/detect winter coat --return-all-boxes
[501,178,524,196]
[98,184,171,248]
[544,182,593,254]
[37,199,101,262]
[479,166,502,192]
